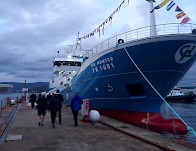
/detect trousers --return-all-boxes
[72,110,79,126]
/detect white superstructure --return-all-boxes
[167,86,184,97]
[49,45,84,91]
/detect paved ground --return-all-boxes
[0,105,16,137]
[0,102,195,151]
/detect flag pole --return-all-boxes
[146,0,157,36]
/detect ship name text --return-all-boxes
[91,57,115,73]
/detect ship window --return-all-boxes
[125,83,145,96]
[65,61,81,66]
[54,61,82,66]
[54,61,61,66]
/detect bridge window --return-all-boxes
[53,61,81,66]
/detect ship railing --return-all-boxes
[83,23,196,58]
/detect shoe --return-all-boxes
[59,122,61,125]
[38,122,40,126]
[41,123,43,126]
[52,124,55,128]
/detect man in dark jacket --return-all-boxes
[71,92,83,127]
[48,93,58,128]
[56,89,64,124]
[29,92,36,108]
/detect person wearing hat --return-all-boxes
[36,92,47,126]
[29,92,36,108]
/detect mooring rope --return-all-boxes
[122,45,196,137]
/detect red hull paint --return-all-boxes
[98,109,188,135]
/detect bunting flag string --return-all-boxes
[181,17,191,24]
[170,4,191,24]
[175,6,182,12]
[150,0,171,13]
[80,0,192,41]
[79,0,127,40]
[176,11,186,19]
[166,1,175,11]
[150,0,191,25]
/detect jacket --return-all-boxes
[36,96,47,112]
[71,96,82,111]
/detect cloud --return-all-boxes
[0,0,195,86]
[0,0,90,82]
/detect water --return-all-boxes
[0,93,196,144]
[161,102,196,144]
[0,93,24,102]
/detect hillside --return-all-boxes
[0,82,49,93]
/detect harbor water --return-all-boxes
[0,93,196,144]
[0,93,24,100]
[161,102,196,144]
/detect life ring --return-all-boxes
[118,39,124,44]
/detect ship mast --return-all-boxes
[146,0,157,36]
[76,31,81,49]
[24,80,26,102]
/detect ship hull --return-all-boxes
[97,110,188,135]
[61,34,196,135]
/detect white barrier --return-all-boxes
[80,99,90,123]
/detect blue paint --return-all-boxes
[64,38,196,113]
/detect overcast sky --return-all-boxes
[0,0,195,86]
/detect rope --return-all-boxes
[122,45,196,137]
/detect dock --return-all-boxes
[0,102,196,151]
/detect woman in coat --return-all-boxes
[36,92,47,126]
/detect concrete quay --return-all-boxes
[0,102,195,151]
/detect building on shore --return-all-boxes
[0,84,13,93]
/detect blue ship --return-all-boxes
[48,1,196,135]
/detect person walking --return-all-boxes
[56,89,64,125]
[71,92,83,127]
[29,92,36,108]
[36,92,47,126]
[48,93,58,128]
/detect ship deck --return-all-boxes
[0,102,196,151]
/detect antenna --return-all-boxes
[146,0,157,36]
[76,31,81,49]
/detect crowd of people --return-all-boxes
[29,90,83,128]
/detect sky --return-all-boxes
[0,0,195,86]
